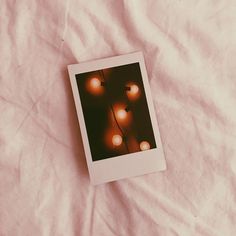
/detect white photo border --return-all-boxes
[68,52,166,185]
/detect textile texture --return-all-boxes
[0,1,236,235]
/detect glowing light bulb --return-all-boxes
[117,109,127,120]
[129,84,139,95]
[90,77,101,89]
[112,135,122,146]
[140,141,150,151]
[126,83,140,100]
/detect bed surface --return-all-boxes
[1,1,236,235]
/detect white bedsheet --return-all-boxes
[0,1,236,235]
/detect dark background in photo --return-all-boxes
[76,63,156,161]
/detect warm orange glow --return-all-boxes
[104,128,123,150]
[116,109,127,120]
[140,141,150,151]
[112,134,122,146]
[129,84,139,95]
[90,77,101,89]
[86,77,104,95]
[110,103,132,126]
[126,83,140,100]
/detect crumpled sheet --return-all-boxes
[1,0,236,235]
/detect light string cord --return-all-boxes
[124,96,140,143]
[99,69,130,153]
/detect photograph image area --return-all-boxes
[76,63,156,161]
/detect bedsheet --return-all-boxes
[1,0,236,235]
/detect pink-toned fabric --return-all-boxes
[1,0,236,235]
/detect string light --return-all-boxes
[112,134,122,146]
[129,84,139,95]
[116,106,130,121]
[116,109,127,120]
[140,141,150,151]
[86,69,152,153]
[90,77,101,89]
[126,83,140,100]
[112,104,131,126]
[86,77,105,95]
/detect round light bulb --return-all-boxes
[90,77,101,89]
[129,84,139,95]
[117,109,127,120]
[112,135,122,146]
[140,141,150,151]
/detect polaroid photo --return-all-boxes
[68,52,166,185]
